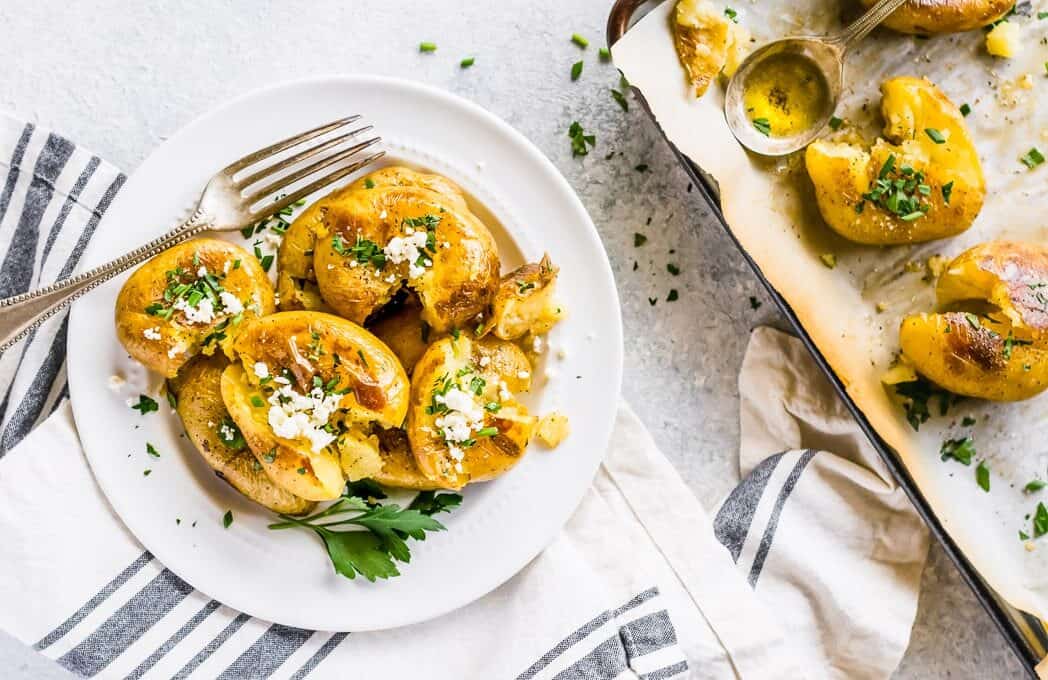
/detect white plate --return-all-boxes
[67,75,623,632]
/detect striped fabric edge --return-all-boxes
[516,587,689,680]
[0,114,125,458]
[712,449,818,588]
[31,551,350,680]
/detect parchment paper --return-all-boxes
[613,0,1048,620]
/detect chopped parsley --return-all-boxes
[634,233,648,247]
[961,416,976,426]
[752,117,771,136]
[976,460,990,492]
[666,263,680,276]
[131,395,159,415]
[1025,480,1047,494]
[364,178,376,189]
[940,437,975,465]
[568,121,596,157]
[959,103,971,116]
[749,296,762,310]
[223,510,234,529]
[571,33,589,48]
[419,42,437,53]
[828,116,843,130]
[820,253,837,269]
[333,234,387,268]
[1036,502,1048,538]
[571,60,583,81]
[895,377,957,430]
[460,56,475,68]
[146,443,160,458]
[1003,333,1032,360]
[517,280,536,294]
[599,47,611,61]
[941,180,953,205]
[724,7,738,22]
[217,417,246,450]
[1021,147,1045,169]
[667,289,679,302]
[924,128,946,144]
[611,89,629,112]
[861,155,932,222]
[143,469,152,476]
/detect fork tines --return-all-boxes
[227,116,384,219]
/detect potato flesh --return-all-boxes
[805,77,984,245]
[490,256,564,340]
[221,363,346,501]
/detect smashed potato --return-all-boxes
[805,77,984,245]
[115,238,275,377]
[487,255,564,340]
[169,354,314,514]
[673,0,731,98]
[278,166,500,332]
[861,0,1013,34]
[406,335,537,489]
[900,241,1048,401]
[222,311,410,500]
[368,296,435,376]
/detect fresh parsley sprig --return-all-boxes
[269,490,462,581]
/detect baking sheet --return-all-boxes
[613,0,1048,619]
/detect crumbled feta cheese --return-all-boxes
[532,336,544,354]
[327,264,335,270]
[385,274,398,284]
[197,266,208,278]
[172,297,216,324]
[219,422,236,441]
[143,327,162,341]
[478,355,491,368]
[253,362,269,379]
[349,259,360,268]
[167,343,186,359]
[517,370,531,380]
[383,231,431,279]
[498,380,512,401]
[263,231,282,248]
[433,387,486,456]
[379,210,388,220]
[441,241,451,249]
[266,383,342,452]
[218,291,243,315]
[223,260,231,274]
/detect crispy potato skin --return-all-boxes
[672,0,730,98]
[277,166,499,332]
[900,241,1048,401]
[900,312,1048,400]
[115,239,275,377]
[805,77,984,245]
[861,0,1013,34]
[371,427,445,490]
[488,255,564,340]
[406,336,536,489]
[936,241,1048,341]
[222,311,411,500]
[169,355,314,514]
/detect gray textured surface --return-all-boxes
[0,0,1025,677]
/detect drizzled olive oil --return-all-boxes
[742,52,830,138]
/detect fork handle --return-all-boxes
[0,209,213,354]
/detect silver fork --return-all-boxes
[0,116,383,353]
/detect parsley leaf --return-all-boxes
[1025,480,1046,494]
[568,121,596,156]
[223,510,234,529]
[976,460,990,492]
[131,395,159,415]
[1036,502,1048,538]
[940,437,975,466]
[895,377,958,431]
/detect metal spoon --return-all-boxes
[724,0,909,156]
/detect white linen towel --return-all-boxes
[0,115,928,679]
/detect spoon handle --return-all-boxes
[833,0,910,50]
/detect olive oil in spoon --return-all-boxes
[724,0,909,155]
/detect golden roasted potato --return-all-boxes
[221,311,410,501]
[861,0,1013,34]
[169,355,314,514]
[487,255,564,340]
[371,427,445,490]
[277,166,500,332]
[115,238,275,377]
[672,0,731,98]
[368,296,436,376]
[406,335,537,489]
[900,241,1048,401]
[805,77,984,245]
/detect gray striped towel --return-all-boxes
[0,115,928,679]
